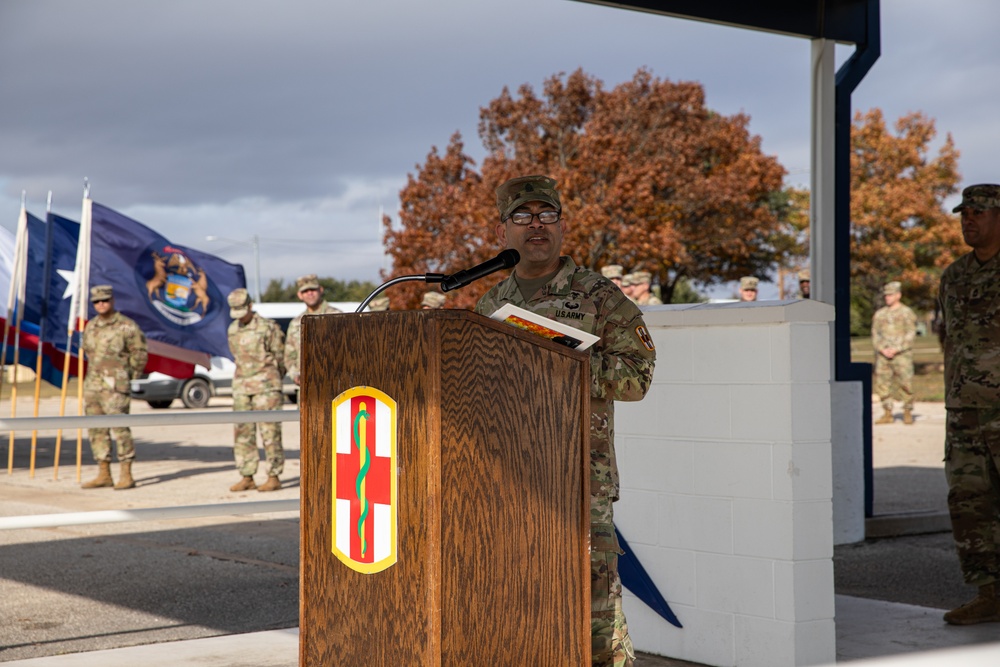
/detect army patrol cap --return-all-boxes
[90,285,114,302]
[952,184,1000,213]
[495,175,561,221]
[631,270,652,285]
[798,269,810,282]
[620,273,636,287]
[740,276,759,291]
[295,274,321,293]
[421,291,446,308]
[228,288,252,318]
[601,265,624,279]
[883,281,902,295]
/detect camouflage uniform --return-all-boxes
[939,250,1000,586]
[228,311,286,477]
[476,256,656,667]
[82,310,148,462]
[871,301,916,412]
[285,301,341,384]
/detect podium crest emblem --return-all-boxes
[331,386,398,574]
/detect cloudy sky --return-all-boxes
[0,0,996,299]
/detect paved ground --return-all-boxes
[0,397,993,666]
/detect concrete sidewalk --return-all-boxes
[3,399,1000,666]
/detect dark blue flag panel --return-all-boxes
[616,524,682,628]
[89,202,246,359]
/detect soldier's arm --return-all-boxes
[271,321,287,379]
[902,310,917,351]
[284,318,300,382]
[128,327,149,378]
[590,293,656,403]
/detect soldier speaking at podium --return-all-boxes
[475,175,656,667]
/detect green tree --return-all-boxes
[260,278,377,302]
[384,68,790,309]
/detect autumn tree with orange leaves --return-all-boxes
[383,69,792,310]
[849,108,963,333]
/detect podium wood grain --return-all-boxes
[300,310,590,666]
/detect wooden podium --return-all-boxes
[299,310,591,666]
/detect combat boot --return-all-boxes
[257,475,282,492]
[903,408,914,425]
[114,461,136,490]
[229,475,256,492]
[81,460,114,489]
[875,409,894,425]
[944,583,1000,625]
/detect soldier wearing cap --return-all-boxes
[871,281,916,425]
[620,273,637,303]
[285,274,342,390]
[474,174,656,666]
[938,183,1000,625]
[601,264,624,289]
[798,269,811,299]
[81,285,148,490]
[630,270,662,306]
[739,276,759,301]
[421,291,446,309]
[227,288,286,493]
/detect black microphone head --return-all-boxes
[499,249,520,268]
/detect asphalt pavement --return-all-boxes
[0,397,998,665]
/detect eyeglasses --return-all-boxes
[93,299,111,304]
[507,210,561,225]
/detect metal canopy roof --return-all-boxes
[572,0,872,45]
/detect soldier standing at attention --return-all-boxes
[227,288,286,493]
[630,271,662,306]
[81,285,148,490]
[739,276,759,301]
[475,175,656,667]
[872,281,917,425]
[285,274,341,391]
[938,184,1000,625]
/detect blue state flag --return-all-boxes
[89,202,246,359]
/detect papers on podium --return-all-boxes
[489,303,599,351]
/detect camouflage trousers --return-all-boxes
[232,391,284,477]
[945,408,1000,586]
[873,352,914,410]
[83,387,134,463]
[592,494,634,667]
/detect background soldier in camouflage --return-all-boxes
[620,273,637,303]
[420,291,446,309]
[81,285,148,490]
[227,288,286,493]
[629,271,662,306]
[285,274,341,391]
[938,183,1000,625]
[798,269,811,299]
[367,295,389,311]
[872,281,917,425]
[475,175,656,667]
[739,276,758,301]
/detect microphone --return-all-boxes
[440,249,520,292]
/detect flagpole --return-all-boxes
[54,186,89,480]
[7,198,30,473]
[28,192,59,477]
[75,186,92,481]
[4,197,28,474]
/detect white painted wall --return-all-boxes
[615,299,838,667]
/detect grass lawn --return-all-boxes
[852,335,944,402]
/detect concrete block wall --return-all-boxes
[615,300,837,667]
